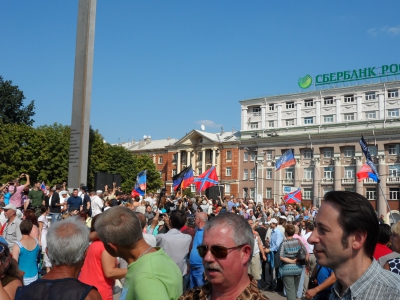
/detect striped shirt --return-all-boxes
[330,259,400,300]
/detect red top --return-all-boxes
[373,243,392,260]
[79,240,114,300]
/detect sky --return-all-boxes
[1,1,399,144]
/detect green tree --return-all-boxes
[0,76,35,126]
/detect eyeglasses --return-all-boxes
[197,244,247,259]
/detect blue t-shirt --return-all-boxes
[316,265,334,291]
[4,192,11,205]
[67,196,82,212]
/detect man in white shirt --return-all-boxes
[303,222,316,294]
[145,193,155,207]
[90,190,104,217]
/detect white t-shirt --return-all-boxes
[303,231,314,252]
[38,215,49,235]
[91,195,104,217]
[143,233,156,247]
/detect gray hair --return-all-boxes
[95,206,142,247]
[46,217,89,266]
[203,213,254,262]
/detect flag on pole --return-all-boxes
[173,165,194,191]
[40,181,47,194]
[131,183,144,197]
[194,166,219,192]
[357,163,379,182]
[137,170,147,190]
[275,149,296,171]
[359,136,380,182]
[284,188,302,204]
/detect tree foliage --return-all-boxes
[0,123,162,193]
[0,76,35,126]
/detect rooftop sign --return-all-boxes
[298,63,400,89]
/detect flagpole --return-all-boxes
[378,182,395,224]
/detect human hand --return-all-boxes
[305,288,318,299]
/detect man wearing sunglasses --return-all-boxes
[179,213,269,300]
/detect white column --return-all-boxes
[261,106,266,129]
[277,104,282,127]
[378,93,385,119]
[242,107,248,131]
[186,150,191,167]
[177,151,181,173]
[355,156,363,194]
[313,159,320,206]
[315,100,321,124]
[356,95,363,121]
[296,102,301,126]
[212,149,216,166]
[202,149,206,172]
[335,98,341,123]
[334,157,341,191]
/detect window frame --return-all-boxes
[344,113,354,121]
[324,115,333,123]
[243,169,248,180]
[304,99,314,107]
[286,102,295,109]
[286,119,295,126]
[226,167,232,176]
[324,97,334,105]
[304,117,314,125]
[226,150,232,160]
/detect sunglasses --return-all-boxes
[197,244,247,259]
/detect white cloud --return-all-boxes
[382,25,400,35]
[195,119,221,128]
[367,28,378,36]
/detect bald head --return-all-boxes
[294,225,300,234]
[195,212,208,228]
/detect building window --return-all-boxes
[388,145,397,155]
[225,184,231,194]
[250,168,255,180]
[191,184,196,193]
[344,148,354,157]
[243,169,248,180]
[303,188,312,200]
[159,171,162,179]
[365,92,376,100]
[252,107,260,113]
[304,150,313,159]
[285,168,294,179]
[324,149,333,158]
[369,145,377,156]
[250,188,255,199]
[323,188,333,195]
[199,138,203,144]
[366,188,376,200]
[266,151,272,160]
[388,89,399,98]
[266,188,272,199]
[244,152,248,161]
[324,167,333,178]
[172,169,177,177]
[324,115,333,123]
[389,188,399,200]
[304,117,314,125]
[250,153,255,161]
[389,166,399,177]
[344,113,354,121]
[266,169,272,179]
[324,97,334,105]
[304,99,314,107]
[269,104,274,111]
[198,152,202,161]
[158,156,163,164]
[344,187,355,192]
[286,119,295,126]
[366,111,376,119]
[226,167,231,176]
[286,102,295,109]
[250,122,259,129]
[304,168,313,179]
[388,109,399,117]
[344,167,355,178]
[226,151,232,160]
[269,121,275,128]
[344,95,354,103]
[198,168,202,175]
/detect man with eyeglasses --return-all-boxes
[179,213,269,300]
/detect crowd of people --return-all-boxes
[0,174,399,299]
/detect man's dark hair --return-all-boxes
[324,191,379,259]
[34,180,41,185]
[170,210,187,230]
[20,219,33,235]
[307,223,314,231]
[135,212,147,230]
[378,223,392,244]
[55,184,62,190]
[73,188,79,192]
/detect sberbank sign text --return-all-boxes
[299,63,400,89]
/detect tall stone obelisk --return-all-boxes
[68,0,97,189]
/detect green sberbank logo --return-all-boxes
[298,74,312,89]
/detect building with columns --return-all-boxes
[122,129,241,196]
[239,80,400,222]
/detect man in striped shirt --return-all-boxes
[308,191,400,300]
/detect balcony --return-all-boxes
[364,178,377,185]
[251,112,261,117]
[321,178,334,185]
[301,178,313,185]
[387,177,400,185]
[342,178,355,185]
[283,179,294,185]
